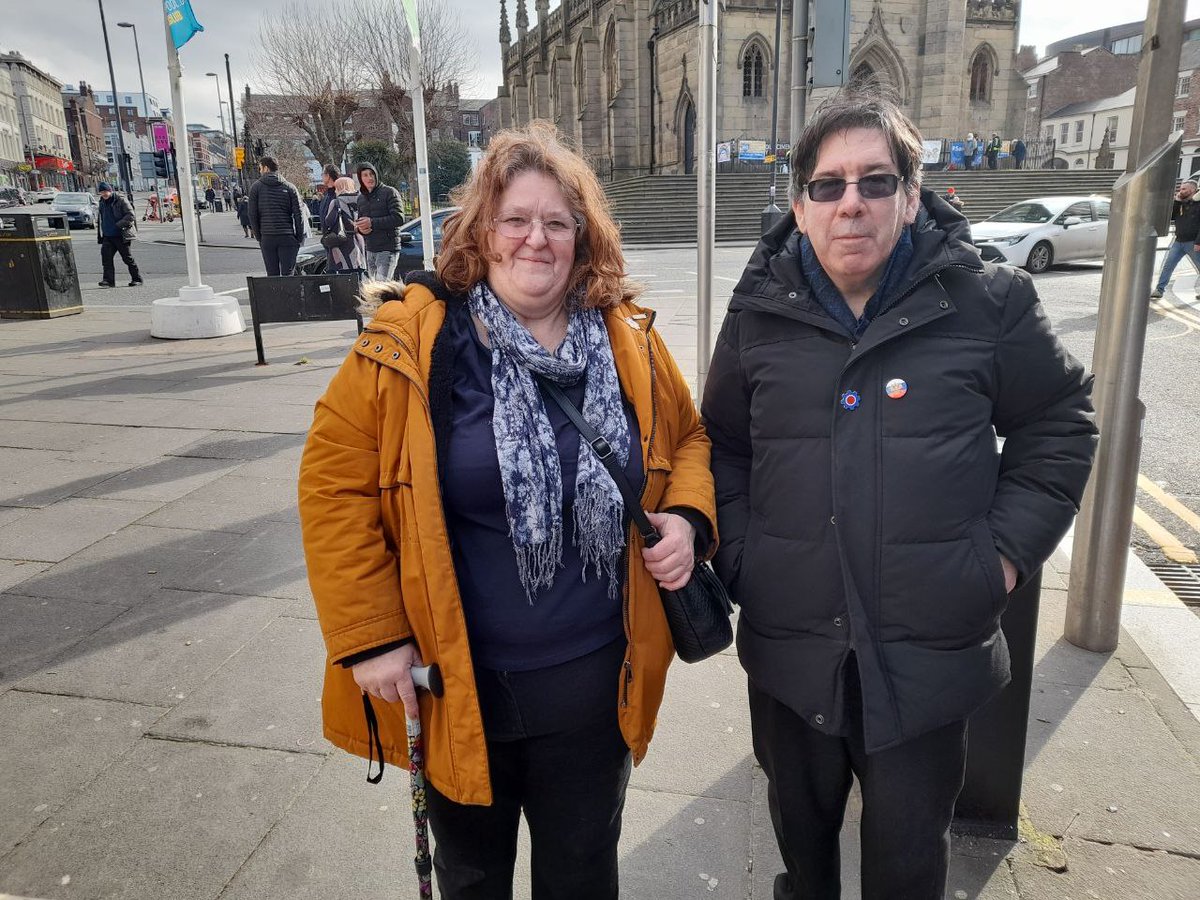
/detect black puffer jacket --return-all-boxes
[247,172,303,239]
[354,162,405,252]
[701,191,1097,752]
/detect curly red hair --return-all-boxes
[436,122,638,309]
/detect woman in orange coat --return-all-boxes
[298,123,717,899]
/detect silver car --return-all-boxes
[970,196,1110,274]
[51,192,100,229]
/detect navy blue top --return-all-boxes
[441,301,643,671]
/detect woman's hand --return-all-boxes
[352,643,423,718]
[641,511,697,591]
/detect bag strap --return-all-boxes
[536,376,661,548]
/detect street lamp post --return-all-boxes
[97,0,133,200]
[205,73,227,139]
[117,21,161,216]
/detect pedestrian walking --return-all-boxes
[701,85,1097,900]
[1150,180,1200,299]
[318,163,339,223]
[1013,137,1027,170]
[321,176,364,273]
[986,132,1002,170]
[95,182,142,288]
[247,156,305,276]
[353,161,406,280]
[222,187,232,211]
[235,192,252,238]
[298,122,717,900]
[964,132,977,170]
[204,185,216,210]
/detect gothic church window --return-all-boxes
[743,46,765,98]
[969,48,993,103]
[604,22,619,101]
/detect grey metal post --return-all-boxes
[1065,0,1186,653]
[98,0,133,201]
[790,0,810,146]
[761,0,785,235]
[697,0,718,397]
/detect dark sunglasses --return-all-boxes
[803,173,905,202]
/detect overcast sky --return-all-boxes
[6,0,1198,134]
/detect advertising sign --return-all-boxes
[949,141,965,168]
[921,139,943,166]
[716,142,731,164]
[152,121,171,152]
[738,140,767,162]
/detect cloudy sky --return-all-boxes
[6,0,1199,132]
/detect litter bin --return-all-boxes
[0,212,83,319]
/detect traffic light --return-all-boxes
[234,146,245,169]
[154,150,170,179]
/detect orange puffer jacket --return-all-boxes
[298,278,717,806]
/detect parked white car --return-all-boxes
[34,186,60,203]
[971,196,1110,274]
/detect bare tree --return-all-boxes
[348,0,478,164]
[253,0,364,168]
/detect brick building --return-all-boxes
[1174,41,1200,180]
[61,82,108,189]
[0,51,73,191]
[1021,48,1138,152]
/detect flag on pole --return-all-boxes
[164,0,204,50]
[400,0,421,50]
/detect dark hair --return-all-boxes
[322,163,340,181]
[260,156,279,172]
[789,79,923,202]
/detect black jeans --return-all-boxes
[259,234,300,276]
[750,666,968,900]
[100,236,140,284]
[426,638,631,900]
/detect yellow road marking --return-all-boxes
[1154,295,1200,326]
[1132,505,1198,564]
[1138,474,1200,534]
[1150,300,1200,331]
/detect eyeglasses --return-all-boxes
[803,174,905,203]
[492,214,582,242]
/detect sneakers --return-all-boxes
[128,279,143,287]
[97,281,114,288]
[1150,288,1163,299]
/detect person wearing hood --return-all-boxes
[353,161,406,280]
[701,85,1097,899]
[247,156,305,276]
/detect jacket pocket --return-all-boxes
[967,518,1007,615]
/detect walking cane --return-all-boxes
[408,663,444,900]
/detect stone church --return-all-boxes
[496,0,1027,178]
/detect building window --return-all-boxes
[1106,116,1119,142]
[1173,114,1186,133]
[1110,35,1142,55]
[1178,75,1192,98]
[743,45,765,98]
[969,48,993,103]
[1045,125,1054,142]
[1060,122,1069,144]
[1075,120,1085,143]
[1027,81,1037,99]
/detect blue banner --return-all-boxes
[949,141,965,168]
[165,0,204,50]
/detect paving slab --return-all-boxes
[150,616,325,753]
[139,475,299,534]
[0,456,117,508]
[165,521,312,602]
[74,456,243,503]
[0,739,321,900]
[12,523,242,607]
[17,590,286,707]
[1120,605,1200,707]
[0,559,48,593]
[0,692,168,856]
[1009,836,1200,900]
[169,431,305,461]
[0,594,126,692]
[61,426,214,466]
[0,499,159,562]
[631,654,755,801]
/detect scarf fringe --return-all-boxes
[574,484,626,602]
[514,529,564,604]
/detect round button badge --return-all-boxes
[885,378,908,399]
[840,390,860,410]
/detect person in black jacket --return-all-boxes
[353,161,405,279]
[1150,180,1200,299]
[96,182,142,288]
[247,156,305,276]
[701,86,1097,900]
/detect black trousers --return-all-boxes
[259,234,300,276]
[426,638,631,900]
[100,236,140,284]
[749,671,968,900]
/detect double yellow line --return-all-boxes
[1135,475,1200,563]
[1151,296,1200,330]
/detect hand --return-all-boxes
[641,511,697,591]
[1000,555,1018,594]
[355,218,373,234]
[351,643,423,718]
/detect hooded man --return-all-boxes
[96,182,142,288]
[247,156,305,276]
[353,161,406,280]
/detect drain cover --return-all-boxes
[1147,563,1200,607]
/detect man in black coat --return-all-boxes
[353,161,405,280]
[1150,179,1200,299]
[96,182,142,288]
[247,156,305,276]
[701,86,1096,900]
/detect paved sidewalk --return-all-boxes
[0,305,1197,900]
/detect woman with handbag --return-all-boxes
[321,176,364,273]
[298,122,717,899]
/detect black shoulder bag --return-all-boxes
[537,377,734,663]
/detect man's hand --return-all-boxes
[642,511,697,591]
[1000,555,1018,594]
[355,217,373,234]
[352,643,423,718]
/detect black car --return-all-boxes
[295,207,459,277]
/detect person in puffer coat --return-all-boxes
[701,85,1097,900]
[246,155,304,276]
